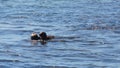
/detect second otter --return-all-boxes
[39,32,54,41]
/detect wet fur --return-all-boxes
[31,32,54,41]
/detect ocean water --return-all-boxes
[0,0,120,68]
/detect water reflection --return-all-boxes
[31,40,47,45]
[31,40,38,45]
[40,41,47,45]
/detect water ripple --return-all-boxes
[0,0,120,68]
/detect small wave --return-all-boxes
[0,59,20,62]
[0,65,9,68]
[54,48,88,52]
[113,30,120,34]
[55,36,80,39]
[25,65,76,68]
[85,25,120,30]
[51,39,83,42]
[101,58,120,63]
[4,15,29,19]
[50,36,81,42]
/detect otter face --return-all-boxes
[31,33,40,40]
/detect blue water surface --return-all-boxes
[0,0,120,68]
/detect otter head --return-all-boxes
[31,32,39,40]
[39,32,47,41]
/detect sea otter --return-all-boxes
[39,32,54,41]
[31,32,40,40]
[31,32,54,41]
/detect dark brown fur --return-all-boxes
[39,32,54,41]
[31,33,40,40]
[31,32,54,41]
